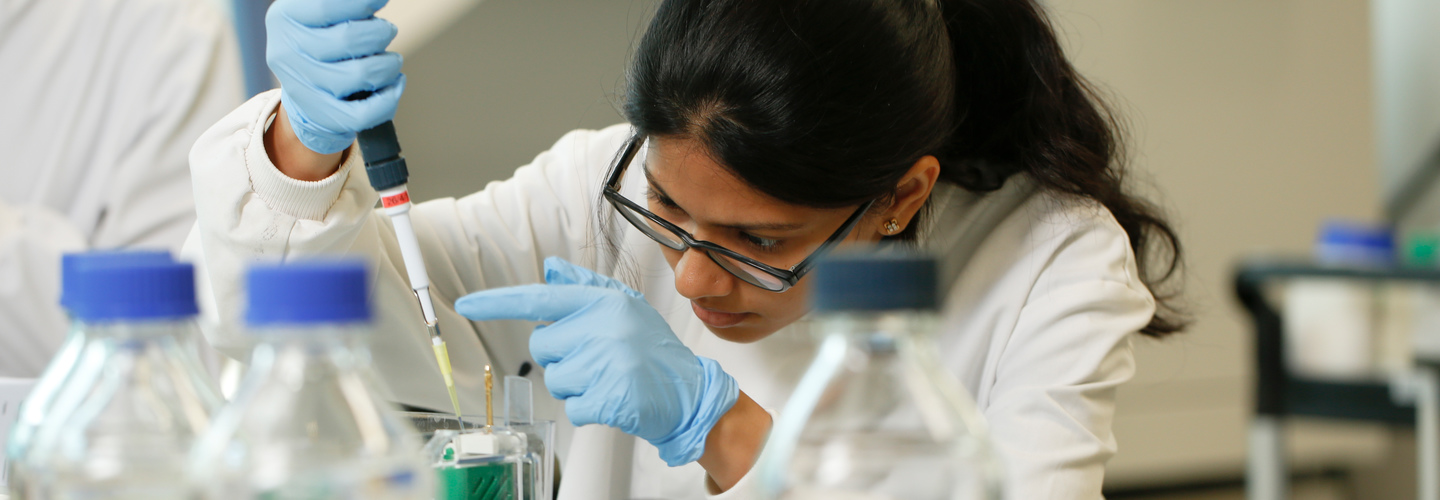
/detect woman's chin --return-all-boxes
[703,323,777,344]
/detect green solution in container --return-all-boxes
[437,446,518,500]
[420,373,552,500]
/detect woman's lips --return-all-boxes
[691,301,750,328]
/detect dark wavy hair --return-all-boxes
[620,0,1185,337]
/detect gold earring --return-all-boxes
[883,219,900,235]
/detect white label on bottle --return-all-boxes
[0,378,37,488]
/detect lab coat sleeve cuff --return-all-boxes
[704,408,778,500]
[243,92,360,221]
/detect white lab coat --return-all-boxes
[0,0,243,376]
[185,90,1155,499]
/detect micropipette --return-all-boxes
[355,121,464,427]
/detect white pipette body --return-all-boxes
[378,184,464,423]
[378,185,438,326]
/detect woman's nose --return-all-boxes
[673,249,734,300]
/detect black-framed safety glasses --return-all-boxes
[602,136,875,293]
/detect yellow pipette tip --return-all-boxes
[431,338,464,429]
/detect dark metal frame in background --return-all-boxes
[1235,259,1436,425]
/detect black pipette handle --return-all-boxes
[342,90,409,191]
[357,121,409,191]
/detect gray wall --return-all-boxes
[394,0,658,202]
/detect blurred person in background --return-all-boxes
[0,0,243,376]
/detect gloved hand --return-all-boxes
[266,0,405,154]
[455,257,739,466]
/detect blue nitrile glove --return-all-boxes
[266,0,405,154]
[455,257,740,467]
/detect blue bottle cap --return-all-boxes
[809,251,939,312]
[1315,220,1395,265]
[246,260,371,326]
[70,259,197,321]
[60,250,172,310]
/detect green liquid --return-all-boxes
[436,462,515,500]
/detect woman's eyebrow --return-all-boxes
[643,165,806,232]
[642,166,685,210]
[720,220,807,232]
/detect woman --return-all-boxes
[185,0,1183,498]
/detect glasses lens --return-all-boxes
[706,250,788,291]
[609,192,792,292]
[613,201,687,250]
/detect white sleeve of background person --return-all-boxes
[0,0,241,376]
[184,89,627,421]
[0,201,83,377]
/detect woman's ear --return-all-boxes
[881,155,941,235]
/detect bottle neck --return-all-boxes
[808,310,938,347]
[77,317,197,340]
[246,324,372,376]
[806,308,990,438]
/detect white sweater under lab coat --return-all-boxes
[184,90,1155,500]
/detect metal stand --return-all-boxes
[1247,416,1287,500]
[1416,366,1440,500]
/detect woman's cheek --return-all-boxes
[660,244,683,270]
[752,283,809,325]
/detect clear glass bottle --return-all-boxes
[20,258,221,500]
[189,261,431,500]
[758,252,1004,500]
[5,251,172,499]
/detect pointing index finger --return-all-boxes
[454,284,609,323]
[543,257,643,299]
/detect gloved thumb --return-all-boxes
[543,257,643,299]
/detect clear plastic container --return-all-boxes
[189,261,431,500]
[758,252,1003,500]
[408,375,557,500]
[5,251,173,498]
[17,258,220,500]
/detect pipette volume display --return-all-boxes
[357,122,465,425]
